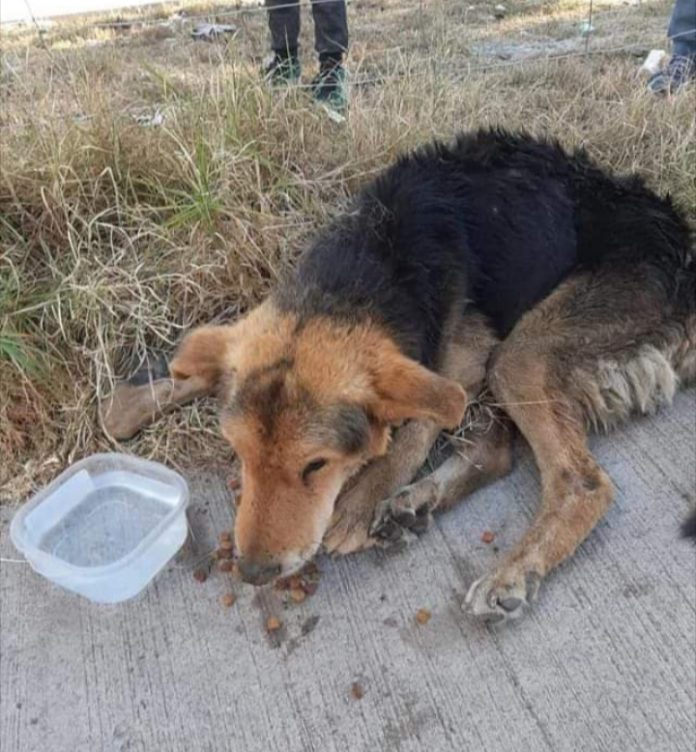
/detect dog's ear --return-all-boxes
[169,325,236,388]
[370,350,467,429]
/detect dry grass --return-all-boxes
[1,0,694,497]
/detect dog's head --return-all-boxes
[171,302,466,584]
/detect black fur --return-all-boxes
[311,404,371,454]
[233,361,370,452]
[275,129,694,369]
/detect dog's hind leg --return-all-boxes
[464,266,694,623]
[100,372,211,440]
[100,320,244,440]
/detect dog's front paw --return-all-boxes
[323,477,381,556]
[370,478,437,545]
[323,512,376,556]
[463,570,541,624]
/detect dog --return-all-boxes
[102,129,695,622]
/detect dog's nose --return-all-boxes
[237,558,282,586]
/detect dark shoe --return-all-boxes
[264,54,301,86]
[648,54,696,94]
[311,61,348,110]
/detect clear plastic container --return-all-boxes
[10,453,189,603]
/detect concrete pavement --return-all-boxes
[1,391,694,752]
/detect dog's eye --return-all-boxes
[302,458,327,482]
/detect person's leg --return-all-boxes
[310,0,349,108]
[265,0,302,83]
[311,0,348,58]
[649,0,696,93]
[668,0,696,56]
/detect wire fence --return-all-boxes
[11,0,691,44]
[2,0,693,133]
[9,0,696,40]
[11,0,359,31]
[91,0,357,26]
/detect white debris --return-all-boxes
[640,49,668,76]
[321,104,346,124]
[191,23,238,42]
[133,110,165,127]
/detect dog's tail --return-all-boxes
[682,508,696,542]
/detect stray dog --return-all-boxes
[103,130,696,622]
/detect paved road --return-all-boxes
[1,391,695,752]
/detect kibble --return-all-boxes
[217,546,234,560]
[351,682,365,700]
[415,608,431,625]
[275,566,320,599]
[481,530,496,544]
[289,588,307,604]
[303,562,319,577]
[193,568,207,583]
[220,593,236,608]
[218,559,234,573]
[266,616,282,632]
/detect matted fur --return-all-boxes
[576,345,679,431]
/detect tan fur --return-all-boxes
[576,346,678,432]
[374,415,513,527]
[460,269,696,620]
[169,302,468,581]
[323,418,442,554]
[673,313,696,383]
[325,311,500,554]
[100,375,209,440]
[100,261,693,602]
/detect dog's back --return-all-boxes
[280,129,695,363]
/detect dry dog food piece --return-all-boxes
[218,559,234,573]
[303,561,319,577]
[193,568,208,583]
[216,545,234,560]
[266,616,282,632]
[275,565,321,599]
[415,608,431,625]
[481,530,496,544]
[220,593,236,608]
[228,477,241,491]
[218,531,232,546]
[274,574,304,591]
[351,682,365,700]
[289,588,306,604]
